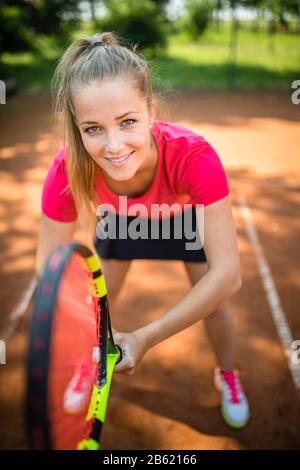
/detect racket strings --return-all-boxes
[49,418,91,445]
[28,248,110,450]
[47,253,100,450]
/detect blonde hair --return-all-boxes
[51,32,157,234]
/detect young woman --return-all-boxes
[36,32,249,429]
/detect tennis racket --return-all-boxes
[25,242,123,450]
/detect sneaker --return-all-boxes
[63,361,96,414]
[214,367,250,429]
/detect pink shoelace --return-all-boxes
[220,368,241,404]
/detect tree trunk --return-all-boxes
[89,0,96,21]
[228,1,238,89]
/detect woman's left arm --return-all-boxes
[114,195,242,374]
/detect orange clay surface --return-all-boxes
[0,90,300,450]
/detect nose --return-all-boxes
[104,130,123,155]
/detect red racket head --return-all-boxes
[26,243,105,450]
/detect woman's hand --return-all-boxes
[113,329,149,376]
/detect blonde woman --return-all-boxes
[36,32,249,429]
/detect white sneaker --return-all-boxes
[214,367,250,429]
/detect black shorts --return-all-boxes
[94,206,206,263]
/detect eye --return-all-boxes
[122,118,136,126]
[84,119,137,135]
[84,126,101,135]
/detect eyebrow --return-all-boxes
[80,111,139,126]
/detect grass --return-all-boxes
[2,22,300,92]
[153,25,300,91]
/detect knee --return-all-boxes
[205,303,227,321]
[106,283,122,306]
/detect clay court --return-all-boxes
[0,90,299,450]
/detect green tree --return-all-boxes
[150,0,170,16]
[236,0,264,31]
[0,0,82,53]
[185,0,214,38]
[0,1,35,53]
[258,0,300,32]
[214,0,225,30]
[30,0,82,35]
[100,0,167,56]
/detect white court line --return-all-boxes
[0,276,37,340]
[238,196,300,393]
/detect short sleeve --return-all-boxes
[180,141,230,206]
[41,146,78,222]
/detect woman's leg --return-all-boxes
[184,261,249,428]
[183,261,235,370]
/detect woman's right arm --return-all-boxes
[35,213,76,279]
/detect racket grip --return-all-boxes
[115,344,123,364]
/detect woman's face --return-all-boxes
[73,78,156,182]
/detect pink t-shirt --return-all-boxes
[41,120,229,222]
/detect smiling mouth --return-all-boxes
[104,151,134,164]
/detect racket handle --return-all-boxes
[115,344,123,364]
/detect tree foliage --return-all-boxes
[0,0,82,54]
[185,0,215,38]
[100,0,167,55]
